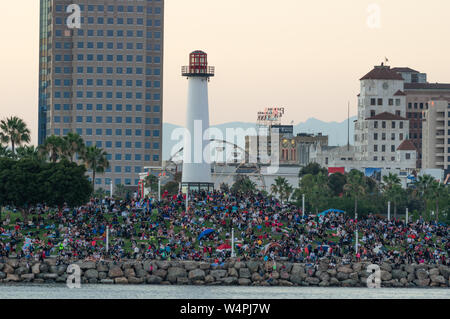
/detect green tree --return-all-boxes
[15,145,43,162]
[162,181,179,196]
[38,135,69,163]
[343,170,367,216]
[416,175,436,218]
[231,175,257,194]
[382,173,404,219]
[0,145,13,158]
[0,116,31,154]
[271,177,289,202]
[428,181,448,221]
[145,174,159,193]
[39,159,93,207]
[80,146,110,189]
[295,172,331,213]
[63,132,86,162]
[299,162,328,178]
[328,172,347,196]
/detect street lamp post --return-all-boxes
[387,201,391,221]
[302,194,305,217]
[231,228,236,258]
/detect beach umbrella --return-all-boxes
[197,229,215,241]
[318,209,345,217]
[262,242,282,254]
[216,243,232,252]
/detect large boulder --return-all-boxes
[238,278,251,286]
[79,262,96,270]
[114,277,129,285]
[414,278,430,287]
[210,269,227,280]
[438,265,450,279]
[199,263,210,270]
[392,269,407,280]
[429,268,440,277]
[184,262,199,271]
[3,264,15,274]
[147,276,163,285]
[167,267,187,283]
[404,264,415,274]
[156,260,170,270]
[341,279,357,287]
[247,261,260,273]
[380,263,392,272]
[222,277,238,285]
[337,272,349,281]
[154,269,167,279]
[188,269,206,281]
[381,271,392,281]
[21,273,35,282]
[96,263,109,272]
[416,269,429,280]
[124,268,136,278]
[228,268,238,277]
[337,266,353,274]
[31,263,41,274]
[430,275,446,285]
[84,269,99,280]
[15,266,29,276]
[128,277,144,285]
[239,268,251,279]
[5,274,20,282]
[289,273,304,285]
[108,266,124,278]
[305,277,320,285]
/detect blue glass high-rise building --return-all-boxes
[39,0,164,188]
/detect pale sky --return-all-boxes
[2,0,450,145]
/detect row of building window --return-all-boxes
[408,103,428,110]
[53,104,160,113]
[53,127,160,137]
[55,4,162,14]
[54,31,160,43]
[370,98,401,106]
[54,79,160,87]
[52,60,161,73]
[53,91,161,100]
[373,121,404,129]
[373,133,404,141]
[373,145,400,153]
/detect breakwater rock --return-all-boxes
[0,259,449,288]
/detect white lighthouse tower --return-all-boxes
[181,51,215,191]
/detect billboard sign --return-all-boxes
[365,168,382,182]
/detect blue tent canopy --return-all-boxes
[198,229,215,241]
[318,209,345,217]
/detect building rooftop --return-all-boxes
[393,90,406,96]
[365,112,408,121]
[404,83,450,90]
[397,139,417,151]
[391,67,420,73]
[360,64,404,81]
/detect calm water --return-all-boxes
[0,284,448,299]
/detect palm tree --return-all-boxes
[63,132,86,162]
[416,175,435,218]
[271,177,288,201]
[38,135,69,163]
[80,146,110,189]
[145,174,159,193]
[15,145,43,161]
[382,173,403,219]
[0,116,31,154]
[428,181,448,221]
[344,170,367,216]
[283,184,294,203]
[0,145,13,158]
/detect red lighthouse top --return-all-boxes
[182,50,215,77]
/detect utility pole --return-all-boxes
[231,228,236,258]
[388,201,391,221]
[406,207,409,224]
[110,181,113,198]
[302,194,305,217]
[106,226,109,254]
[355,212,358,255]
[158,178,161,202]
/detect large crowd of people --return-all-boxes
[0,191,448,266]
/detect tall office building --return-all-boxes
[39,0,164,188]
[392,67,450,168]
